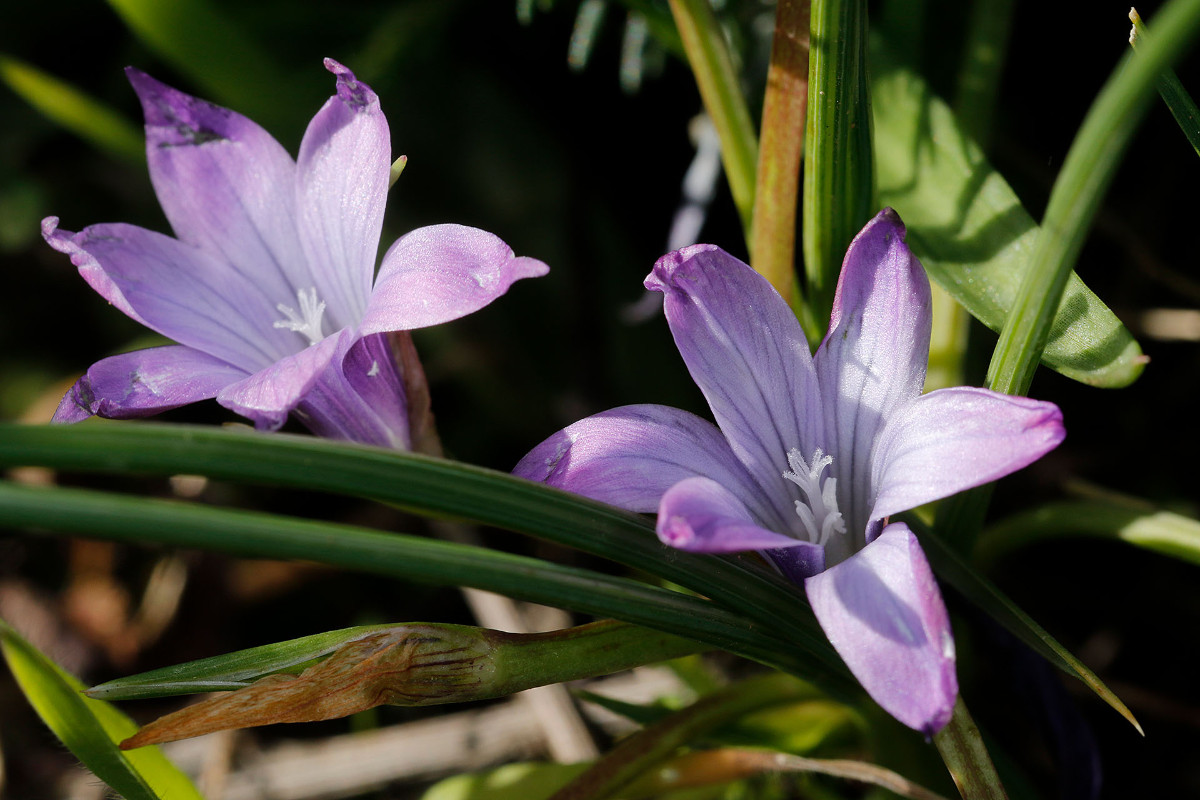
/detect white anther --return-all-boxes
[782,447,847,546]
[274,287,327,346]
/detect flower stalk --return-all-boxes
[101,620,705,748]
[932,698,1008,800]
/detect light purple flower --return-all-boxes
[515,209,1064,735]
[44,59,547,449]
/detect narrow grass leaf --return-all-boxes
[0,477,848,686]
[0,422,837,672]
[0,55,143,164]
[910,522,1142,733]
[977,502,1200,568]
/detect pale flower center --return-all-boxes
[274,287,327,346]
[782,447,847,547]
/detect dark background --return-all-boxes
[1,1,1198,797]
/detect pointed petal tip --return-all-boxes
[645,243,724,292]
[322,57,377,111]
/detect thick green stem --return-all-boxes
[750,0,816,337]
[802,0,874,326]
[932,698,1007,800]
[667,0,758,246]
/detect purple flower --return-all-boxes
[44,59,547,449]
[515,209,1064,735]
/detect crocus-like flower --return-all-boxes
[44,60,547,449]
[515,209,1064,735]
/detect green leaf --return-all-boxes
[0,477,846,687]
[803,0,874,324]
[872,56,1145,388]
[0,54,144,164]
[0,422,843,679]
[0,620,202,800]
[909,520,1142,734]
[977,501,1200,568]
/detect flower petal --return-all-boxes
[125,68,307,311]
[295,59,389,329]
[293,332,411,449]
[513,404,782,525]
[646,245,822,523]
[805,523,957,735]
[216,330,347,431]
[813,209,931,540]
[53,346,246,423]
[43,218,295,371]
[658,477,822,567]
[360,224,549,334]
[870,386,1065,524]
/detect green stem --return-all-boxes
[802,0,874,326]
[932,698,1007,800]
[985,0,1200,396]
[550,673,819,800]
[751,0,820,340]
[493,620,706,695]
[667,0,758,245]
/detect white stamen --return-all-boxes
[367,360,380,377]
[782,447,847,546]
[274,287,326,346]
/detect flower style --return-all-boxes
[44,59,548,449]
[515,209,1064,735]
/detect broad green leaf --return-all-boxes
[0,477,848,688]
[105,0,302,129]
[0,55,143,164]
[0,422,842,678]
[872,57,1145,388]
[0,620,202,800]
[909,520,1142,733]
[977,501,1200,568]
